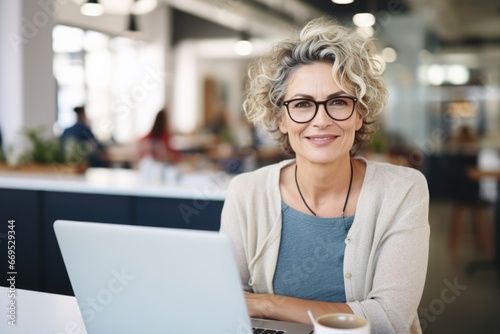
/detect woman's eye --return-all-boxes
[330,99,348,106]
[293,101,311,108]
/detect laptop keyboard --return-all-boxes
[252,328,285,334]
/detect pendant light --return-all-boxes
[127,13,139,32]
[234,31,253,56]
[81,0,104,17]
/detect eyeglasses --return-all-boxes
[283,96,358,123]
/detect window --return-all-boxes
[53,25,164,144]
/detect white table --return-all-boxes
[0,286,87,334]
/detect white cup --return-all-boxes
[314,313,370,334]
[163,165,179,184]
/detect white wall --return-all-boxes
[171,38,271,134]
[0,0,23,150]
[171,41,199,134]
[0,0,56,154]
[199,58,249,121]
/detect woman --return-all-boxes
[220,17,430,333]
[138,108,180,163]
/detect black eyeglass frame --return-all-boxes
[282,96,358,123]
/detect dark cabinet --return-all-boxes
[0,189,41,291]
[0,188,224,295]
[135,196,223,231]
[42,192,133,295]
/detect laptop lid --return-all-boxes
[54,220,251,334]
[54,220,312,334]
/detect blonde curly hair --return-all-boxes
[243,17,388,155]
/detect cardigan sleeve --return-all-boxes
[220,175,252,291]
[219,161,290,293]
[347,168,430,334]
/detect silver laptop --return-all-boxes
[54,220,313,334]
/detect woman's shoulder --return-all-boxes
[361,157,428,189]
[228,159,294,190]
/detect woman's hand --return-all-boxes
[244,291,353,324]
[244,292,275,319]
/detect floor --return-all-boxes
[420,200,500,333]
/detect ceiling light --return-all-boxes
[127,13,139,32]
[356,26,374,38]
[234,40,253,56]
[133,0,158,15]
[234,32,253,56]
[382,47,397,63]
[427,65,445,86]
[80,0,104,16]
[96,0,130,15]
[353,13,375,27]
[331,0,354,4]
[124,13,144,39]
[446,65,469,85]
[82,0,157,15]
[124,13,143,39]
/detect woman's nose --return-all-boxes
[311,104,333,128]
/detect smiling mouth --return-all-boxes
[306,135,338,141]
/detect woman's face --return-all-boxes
[278,62,362,165]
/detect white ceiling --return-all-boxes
[160,0,500,70]
[405,0,500,42]
[162,0,322,38]
[162,0,500,45]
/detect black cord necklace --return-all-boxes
[294,159,354,218]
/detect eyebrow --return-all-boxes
[286,91,348,100]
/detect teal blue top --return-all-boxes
[273,202,354,302]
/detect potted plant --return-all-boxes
[0,126,88,174]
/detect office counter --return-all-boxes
[0,167,229,199]
[0,168,231,296]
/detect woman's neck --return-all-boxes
[295,156,353,197]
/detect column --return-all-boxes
[0,0,57,156]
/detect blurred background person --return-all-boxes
[447,124,492,261]
[449,125,480,154]
[60,106,109,168]
[206,108,233,145]
[138,108,181,163]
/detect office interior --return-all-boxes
[0,0,499,333]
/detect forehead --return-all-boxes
[286,62,339,95]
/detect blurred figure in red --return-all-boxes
[138,108,180,163]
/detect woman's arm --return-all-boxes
[245,292,352,324]
[346,169,430,333]
[220,176,252,291]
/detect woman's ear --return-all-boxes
[355,110,363,131]
[278,114,288,134]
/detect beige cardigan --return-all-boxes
[220,158,430,334]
